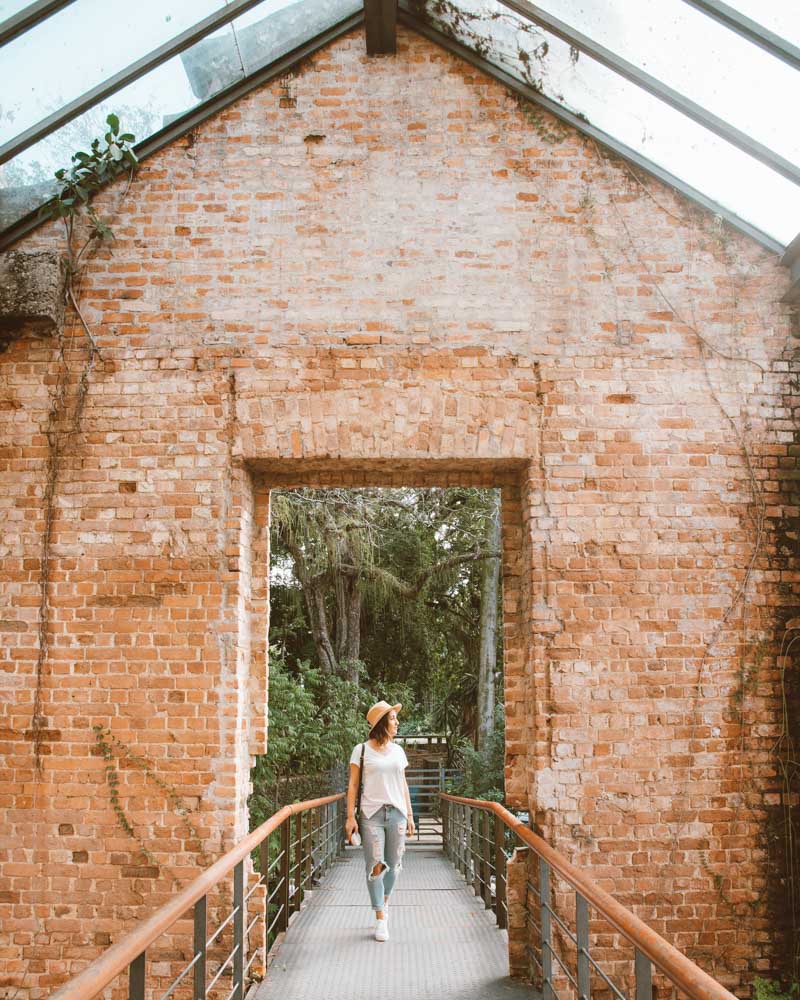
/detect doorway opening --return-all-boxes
[247,458,531,843]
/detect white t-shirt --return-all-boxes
[349,741,409,819]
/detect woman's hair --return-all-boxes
[369,712,392,746]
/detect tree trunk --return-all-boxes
[305,578,338,675]
[477,492,501,750]
[345,581,361,663]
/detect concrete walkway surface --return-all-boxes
[254,846,538,1000]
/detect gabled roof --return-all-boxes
[0,0,797,276]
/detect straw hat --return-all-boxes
[366,700,402,729]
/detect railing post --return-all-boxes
[459,803,467,876]
[494,813,507,929]
[441,795,448,856]
[472,809,481,898]
[193,895,207,1000]
[635,948,652,1000]
[480,810,491,908]
[294,811,303,911]
[576,892,589,1000]
[303,808,313,888]
[233,859,244,1000]
[540,857,552,1000]
[279,818,291,932]
[129,951,145,1000]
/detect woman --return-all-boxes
[345,700,416,942]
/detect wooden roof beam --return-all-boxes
[364,0,396,55]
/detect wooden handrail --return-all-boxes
[49,792,345,1000]
[441,793,739,1000]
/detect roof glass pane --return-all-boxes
[725,0,800,46]
[0,0,225,147]
[0,0,359,234]
[405,0,800,245]
[537,0,800,167]
[0,1,33,19]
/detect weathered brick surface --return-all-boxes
[0,24,797,998]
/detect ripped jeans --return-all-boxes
[360,804,407,912]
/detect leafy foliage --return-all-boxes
[39,113,137,245]
[250,487,507,840]
[449,705,506,802]
[248,651,367,829]
[754,979,798,1000]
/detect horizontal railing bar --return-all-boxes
[442,793,738,1000]
[548,941,580,991]
[246,912,260,937]
[525,944,543,971]
[266,850,285,874]
[586,951,628,1000]
[206,944,239,995]
[525,879,542,901]
[244,949,261,976]
[543,901,579,947]
[266,904,285,938]
[206,905,239,949]
[244,877,265,904]
[267,882,283,905]
[157,951,201,1000]
[224,980,238,1000]
[48,792,345,1000]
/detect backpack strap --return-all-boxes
[355,742,366,817]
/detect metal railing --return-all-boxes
[48,793,345,1000]
[441,794,739,1000]
[406,766,462,842]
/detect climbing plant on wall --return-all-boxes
[31,116,138,774]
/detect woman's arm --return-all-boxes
[404,775,415,837]
[345,762,360,839]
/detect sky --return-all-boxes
[0,0,798,244]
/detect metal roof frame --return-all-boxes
[0,1,795,263]
[680,0,800,70]
[0,11,364,253]
[0,0,76,47]
[0,0,274,166]
[399,9,784,255]
[496,0,800,186]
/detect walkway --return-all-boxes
[255,846,537,1000]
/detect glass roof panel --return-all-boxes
[537,0,800,167]
[722,0,800,46]
[0,0,224,146]
[404,0,800,245]
[0,0,360,233]
[0,0,797,247]
[0,1,34,20]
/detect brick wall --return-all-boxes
[0,24,796,998]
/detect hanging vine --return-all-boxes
[31,115,138,773]
[93,725,211,869]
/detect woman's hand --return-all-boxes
[406,815,416,838]
[345,816,359,842]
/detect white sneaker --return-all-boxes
[375,918,389,942]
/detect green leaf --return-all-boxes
[119,133,135,143]
[106,113,120,134]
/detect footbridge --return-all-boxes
[47,794,740,1000]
